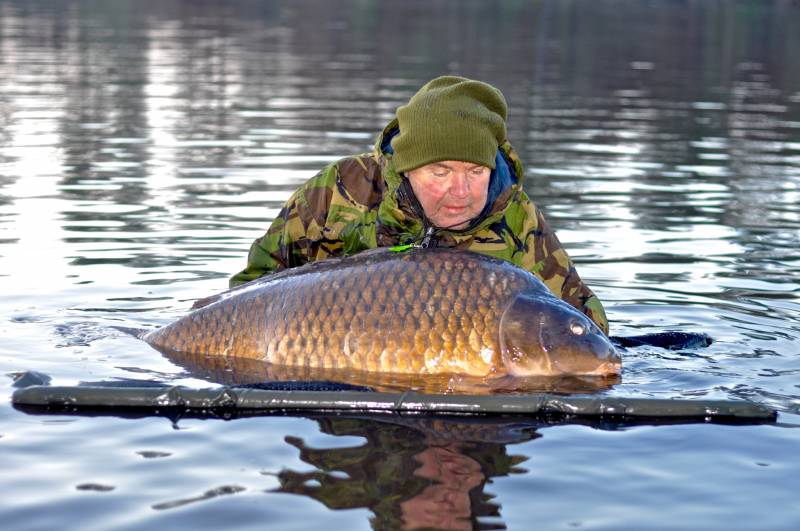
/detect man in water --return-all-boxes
[230,76,609,334]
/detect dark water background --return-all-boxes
[1,0,799,529]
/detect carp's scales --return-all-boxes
[143,248,621,377]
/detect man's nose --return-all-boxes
[449,173,469,197]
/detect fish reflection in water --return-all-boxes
[161,346,619,395]
[273,415,537,530]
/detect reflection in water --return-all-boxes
[2,0,797,295]
[274,416,536,530]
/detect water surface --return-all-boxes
[1,1,799,529]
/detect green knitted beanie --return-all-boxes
[391,76,508,173]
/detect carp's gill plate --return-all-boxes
[143,248,621,379]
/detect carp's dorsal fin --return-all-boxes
[191,292,224,310]
[191,247,397,310]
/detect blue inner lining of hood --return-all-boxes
[381,126,517,211]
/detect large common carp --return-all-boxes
[143,248,621,378]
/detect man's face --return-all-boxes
[406,160,491,230]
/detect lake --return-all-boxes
[1,1,799,529]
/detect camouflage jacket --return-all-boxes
[230,120,609,334]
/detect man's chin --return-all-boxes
[433,217,470,230]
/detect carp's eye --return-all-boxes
[569,321,587,336]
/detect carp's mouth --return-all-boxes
[499,292,622,377]
[504,343,622,377]
[568,356,622,377]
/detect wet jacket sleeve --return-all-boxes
[520,203,610,335]
[228,164,338,287]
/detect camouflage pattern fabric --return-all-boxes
[230,120,609,334]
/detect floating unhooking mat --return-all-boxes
[10,372,777,423]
